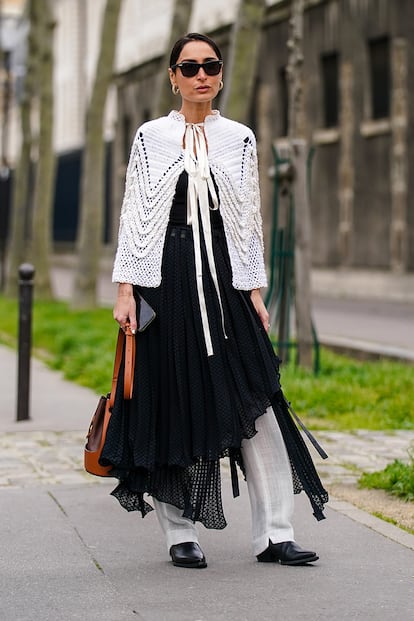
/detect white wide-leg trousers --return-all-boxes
[154,407,295,556]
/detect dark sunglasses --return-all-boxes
[171,60,223,78]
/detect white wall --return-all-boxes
[115,0,172,72]
[114,0,241,74]
[54,0,113,151]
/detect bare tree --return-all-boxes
[286,0,305,139]
[155,0,193,117]
[5,0,36,297]
[5,0,56,299]
[30,0,56,299]
[221,0,266,124]
[72,0,122,308]
[287,0,314,369]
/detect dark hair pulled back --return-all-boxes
[169,32,222,70]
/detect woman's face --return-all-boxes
[169,40,223,107]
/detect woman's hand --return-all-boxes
[250,288,270,333]
[113,283,137,333]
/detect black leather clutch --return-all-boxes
[138,294,156,331]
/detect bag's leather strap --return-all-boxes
[109,325,135,408]
[123,324,135,399]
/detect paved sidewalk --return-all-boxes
[313,296,414,363]
[1,341,414,619]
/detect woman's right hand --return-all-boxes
[113,283,137,334]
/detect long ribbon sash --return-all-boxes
[184,123,227,356]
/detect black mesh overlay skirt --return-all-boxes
[101,190,328,529]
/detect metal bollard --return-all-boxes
[17,263,35,422]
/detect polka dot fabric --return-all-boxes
[101,174,328,528]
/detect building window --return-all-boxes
[369,36,390,119]
[279,67,289,136]
[122,114,132,163]
[321,52,339,127]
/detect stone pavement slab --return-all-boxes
[314,430,414,486]
[0,430,99,487]
[2,427,414,493]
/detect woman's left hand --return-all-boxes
[250,289,270,333]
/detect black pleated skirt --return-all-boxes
[101,174,328,528]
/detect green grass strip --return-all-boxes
[0,296,114,395]
[359,449,414,502]
[1,295,414,431]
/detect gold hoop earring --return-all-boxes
[172,84,180,95]
[218,80,224,91]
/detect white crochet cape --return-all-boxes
[112,110,267,291]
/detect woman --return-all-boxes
[103,32,328,569]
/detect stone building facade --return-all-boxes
[260,0,413,272]
[112,0,414,273]
[287,0,414,273]
[2,0,413,273]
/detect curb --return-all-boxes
[319,334,414,364]
[329,496,414,552]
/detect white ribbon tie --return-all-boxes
[184,123,227,356]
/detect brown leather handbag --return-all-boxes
[84,324,136,477]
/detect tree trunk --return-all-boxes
[72,0,122,308]
[286,0,305,139]
[287,0,313,369]
[30,0,56,300]
[292,140,313,368]
[256,80,275,264]
[155,0,193,117]
[4,0,36,297]
[221,0,266,124]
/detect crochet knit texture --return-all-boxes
[112,111,267,291]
